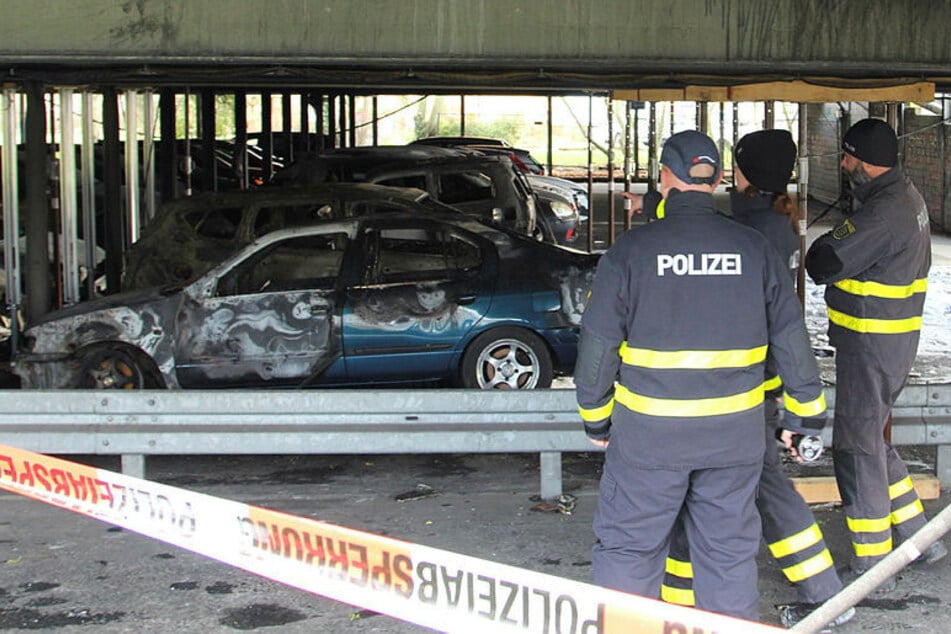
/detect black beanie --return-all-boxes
[734,129,797,193]
[842,118,897,167]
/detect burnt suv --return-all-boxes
[121,183,465,290]
[270,145,538,239]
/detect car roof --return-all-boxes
[411,136,512,148]
[154,182,435,214]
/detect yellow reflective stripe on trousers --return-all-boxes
[614,383,764,417]
[661,585,695,607]
[828,307,922,334]
[768,524,823,559]
[783,391,827,418]
[619,342,768,369]
[853,537,893,558]
[891,499,924,525]
[888,476,915,500]
[847,515,891,533]
[665,557,694,578]
[782,549,834,583]
[834,277,928,299]
[578,399,614,422]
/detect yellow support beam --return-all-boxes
[612,80,935,103]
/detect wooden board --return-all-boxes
[791,473,941,504]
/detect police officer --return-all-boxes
[576,130,827,621]
[659,130,852,629]
[806,118,947,587]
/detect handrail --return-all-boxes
[2,386,950,497]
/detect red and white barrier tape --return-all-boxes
[0,444,779,633]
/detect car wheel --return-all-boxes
[461,327,553,389]
[76,346,162,389]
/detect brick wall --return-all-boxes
[903,111,949,232]
[806,104,949,233]
[805,103,844,208]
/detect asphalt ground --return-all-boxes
[1,449,949,633]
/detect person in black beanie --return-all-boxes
[806,118,947,591]
[659,129,854,630]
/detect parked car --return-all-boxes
[411,136,546,175]
[15,211,598,391]
[121,183,462,290]
[534,186,581,246]
[270,145,538,239]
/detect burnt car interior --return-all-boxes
[217,232,349,296]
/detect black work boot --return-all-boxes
[838,565,897,594]
[911,540,948,566]
[777,603,856,631]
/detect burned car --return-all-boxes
[15,211,598,390]
[122,183,462,290]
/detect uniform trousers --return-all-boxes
[592,447,762,621]
[663,399,842,606]
[832,348,928,572]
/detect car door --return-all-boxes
[173,229,350,388]
[342,218,495,384]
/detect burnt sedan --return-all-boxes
[15,212,597,390]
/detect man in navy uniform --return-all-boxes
[576,130,827,621]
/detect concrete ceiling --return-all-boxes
[1,1,950,94]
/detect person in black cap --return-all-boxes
[576,129,828,622]
[659,129,854,630]
[806,118,947,589]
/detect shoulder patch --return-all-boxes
[832,219,856,240]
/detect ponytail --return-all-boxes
[771,192,799,228]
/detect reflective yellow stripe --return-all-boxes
[783,391,827,418]
[888,476,914,500]
[578,399,614,422]
[763,375,782,392]
[660,585,694,606]
[828,307,922,334]
[768,524,823,559]
[614,383,764,418]
[891,499,924,525]
[782,549,834,583]
[665,557,693,578]
[834,277,928,299]
[619,342,767,369]
[854,538,892,558]
[656,198,666,220]
[847,515,891,534]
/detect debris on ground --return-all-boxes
[530,493,577,515]
[393,483,437,502]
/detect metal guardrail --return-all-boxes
[2,386,950,498]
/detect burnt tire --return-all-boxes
[460,327,553,389]
[76,346,161,390]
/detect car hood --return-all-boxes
[27,285,181,329]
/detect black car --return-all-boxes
[270,145,538,239]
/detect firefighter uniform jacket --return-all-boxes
[805,166,931,370]
[576,189,826,470]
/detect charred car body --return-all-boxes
[15,211,597,390]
